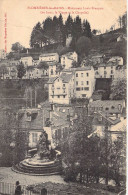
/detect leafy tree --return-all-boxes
[110,76,126,100]
[17,62,26,79]
[30,22,47,48]
[71,61,80,68]
[11,42,24,52]
[76,36,91,56]
[92,29,97,35]
[37,61,49,70]
[0,65,8,79]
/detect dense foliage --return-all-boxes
[30,14,92,51]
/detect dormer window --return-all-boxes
[118,104,122,111]
[26,112,31,121]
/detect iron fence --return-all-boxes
[0,182,84,195]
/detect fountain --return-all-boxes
[12,129,62,175]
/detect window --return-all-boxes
[32,133,38,143]
[82,94,86,97]
[52,91,54,95]
[52,84,54,87]
[104,67,106,69]
[63,90,66,93]
[86,81,89,85]
[104,71,107,74]
[63,95,65,98]
[105,107,109,110]
[51,69,53,75]
[76,73,78,77]
[63,84,65,87]
[58,95,60,98]
[86,73,89,77]
[111,70,113,74]
[84,87,89,91]
[81,73,83,77]
[76,81,78,86]
[111,66,113,69]
[81,81,84,85]
[76,87,81,91]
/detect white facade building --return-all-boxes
[48,62,57,78]
[94,63,117,78]
[74,66,95,98]
[20,56,33,67]
[61,52,78,69]
[39,53,59,63]
[48,71,75,104]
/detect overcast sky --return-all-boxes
[0,0,126,52]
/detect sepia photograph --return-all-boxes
[0,0,127,194]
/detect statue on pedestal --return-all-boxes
[37,129,50,160]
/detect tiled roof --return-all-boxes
[47,77,58,84]
[92,112,121,126]
[60,72,74,83]
[75,66,91,71]
[61,52,74,57]
[21,56,32,59]
[51,106,74,128]
[18,108,47,130]
[40,53,58,57]
[89,100,125,114]
[94,62,117,68]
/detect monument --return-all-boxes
[12,129,62,175]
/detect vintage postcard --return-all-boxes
[0,0,127,194]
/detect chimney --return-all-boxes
[51,102,54,111]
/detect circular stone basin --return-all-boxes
[23,158,56,166]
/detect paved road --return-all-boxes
[0,167,65,186]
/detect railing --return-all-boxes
[0,182,35,195]
[0,182,83,195]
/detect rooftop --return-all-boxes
[89,100,125,114]
[75,66,92,71]
[40,53,58,57]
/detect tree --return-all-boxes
[76,36,91,56]
[0,65,8,79]
[71,61,80,68]
[73,16,82,41]
[30,22,47,48]
[11,42,24,52]
[65,14,73,36]
[110,75,126,100]
[17,62,26,79]
[83,20,92,38]
[61,107,99,183]
[37,61,49,70]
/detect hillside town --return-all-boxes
[0,11,127,195]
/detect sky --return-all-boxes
[0,0,126,52]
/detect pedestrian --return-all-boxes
[15,181,22,195]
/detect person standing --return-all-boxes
[15,181,22,195]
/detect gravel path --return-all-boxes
[0,167,65,186]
